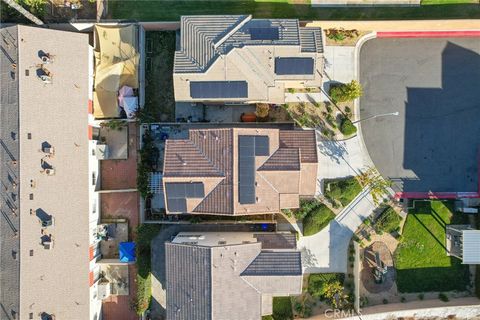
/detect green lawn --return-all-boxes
[422,0,478,4]
[307,273,345,298]
[303,203,336,236]
[135,224,162,314]
[107,0,480,21]
[394,200,470,293]
[324,177,362,207]
[272,297,293,320]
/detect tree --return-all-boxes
[322,280,349,309]
[339,116,357,136]
[329,80,363,103]
[357,166,392,205]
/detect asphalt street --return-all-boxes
[359,37,480,193]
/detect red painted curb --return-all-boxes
[395,192,480,200]
[377,31,480,38]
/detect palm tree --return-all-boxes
[357,166,392,205]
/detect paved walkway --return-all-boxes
[306,19,480,32]
[298,187,375,273]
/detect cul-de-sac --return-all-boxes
[1,1,480,320]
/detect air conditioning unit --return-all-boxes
[45,168,55,176]
[40,75,52,84]
[41,55,53,64]
[43,241,54,250]
[97,279,111,300]
[44,146,54,155]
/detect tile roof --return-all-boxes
[300,27,324,53]
[165,243,212,320]
[258,148,300,171]
[254,233,297,249]
[174,15,308,74]
[279,130,318,163]
[163,140,223,177]
[165,237,302,320]
[241,251,302,276]
[163,128,317,215]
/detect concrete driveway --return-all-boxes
[315,131,373,196]
[359,37,480,193]
[298,187,375,273]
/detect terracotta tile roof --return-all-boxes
[164,140,223,177]
[254,233,297,249]
[279,130,318,163]
[163,128,317,215]
[258,148,300,171]
[164,129,234,214]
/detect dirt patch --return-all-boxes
[325,30,371,47]
[361,241,395,294]
[285,101,354,139]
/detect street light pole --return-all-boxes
[352,111,399,124]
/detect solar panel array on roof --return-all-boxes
[238,136,269,204]
[249,27,279,40]
[165,182,205,212]
[275,57,314,75]
[190,81,248,99]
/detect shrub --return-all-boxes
[345,106,351,114]
[281,208,293,218]
[418,293,424,300]
[326,28,359,42]
[325,177,362,207]
[400,296,406,303]
[340,116,357,136]
[326,105,333,113]
[256,103,270,118]
[303,204,336,236]
[308,274,345,298]
[374,206,402,234]
[383,298,388,304]
[439,293,449,302]
[272,297,293,320]
[329,80,363,103]
[294,199,322,220]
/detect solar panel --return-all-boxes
[190,81,248,99]
[238,135,270,205]
[275,57,314,75]
[254,136,269,156]
[249,27,279,41]
[165,182,205,212]
[167,198,187,213]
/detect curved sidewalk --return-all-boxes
[298,187,375,273]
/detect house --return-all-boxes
[165,232,303,320]
[0,25,131,320]
[173,15,324,104]
[446,225,480,264]
[162,128,318,215]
